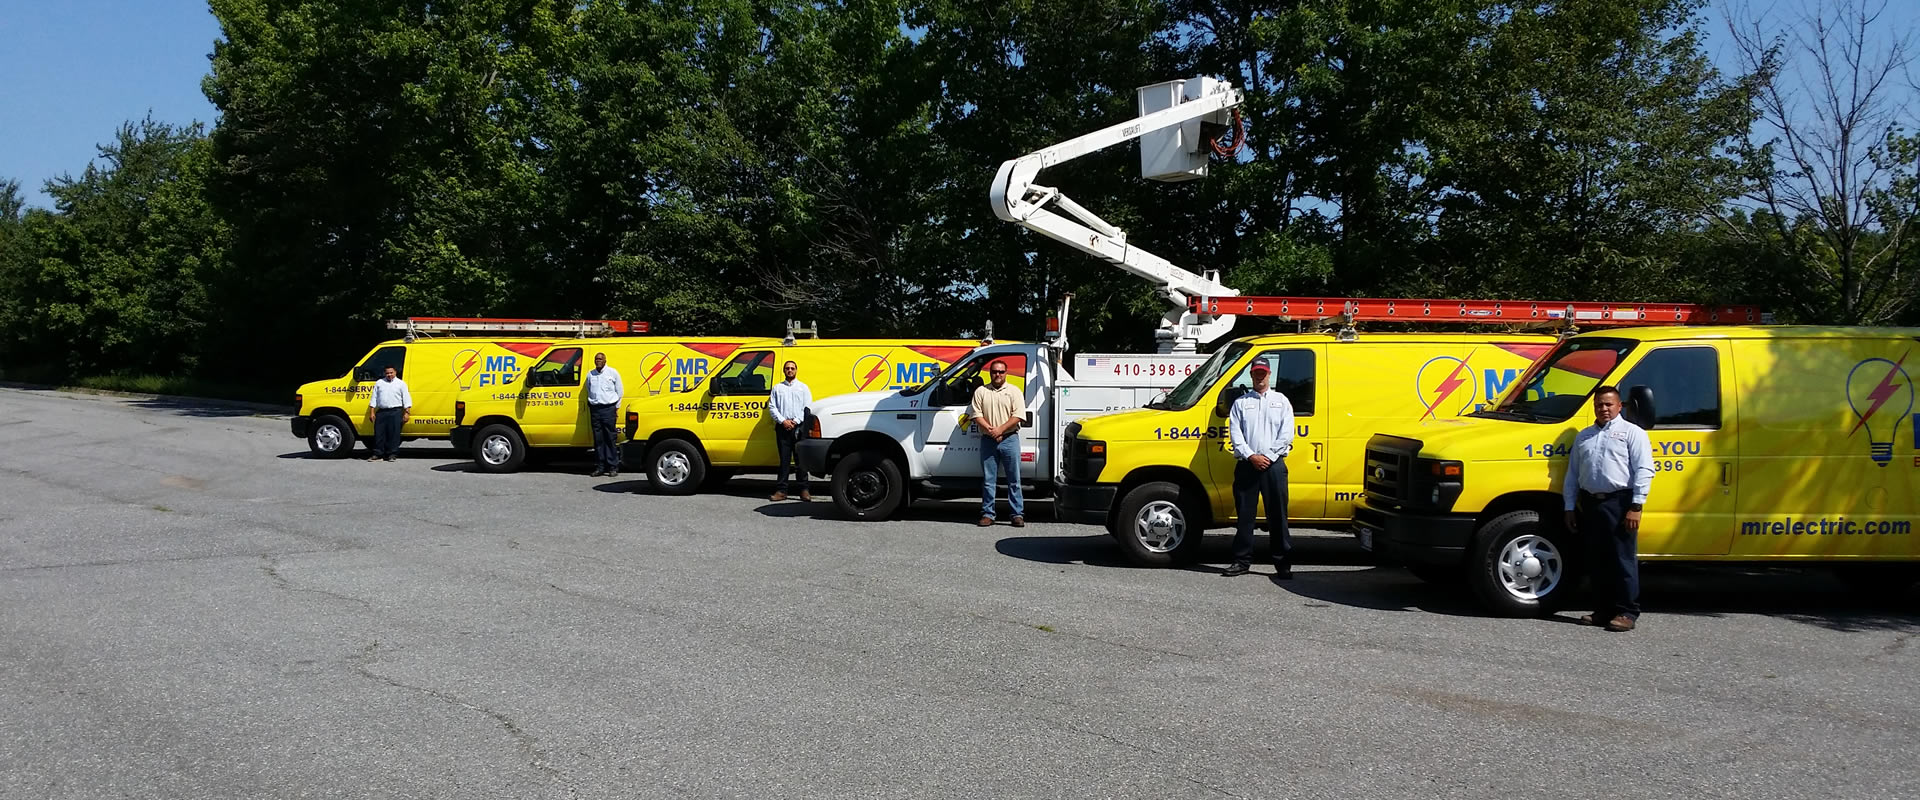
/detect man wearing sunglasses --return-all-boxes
[970,359,1027,527]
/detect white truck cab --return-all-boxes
[797,341,1205,520]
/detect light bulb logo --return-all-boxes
[1845,351,1913,467]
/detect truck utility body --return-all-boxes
[798,342,1208,519]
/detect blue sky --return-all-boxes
[1,0,222,208]
[1,1,1913,210]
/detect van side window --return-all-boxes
[1226,350,1316,416]
[358,346,406,380]
[714,351,775,396]
[531,348,583,387]
[1617,347,1720,429]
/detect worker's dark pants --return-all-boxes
[589,403,620,470]
[373,407,404,457]
[1231,459,1290,565]
[774,422,808,492]
[1578,490,1641,620]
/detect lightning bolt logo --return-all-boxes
[1421,357,1473,421]
[1850,350,1910,435]
[858,351,893,392]
[459,353,480,377]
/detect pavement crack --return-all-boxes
[258,556,374,609]
[348,642,577,796]
[1868,631,1915,662]
[1046,719,1238,797]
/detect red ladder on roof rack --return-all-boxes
[1188,296,1770,326]
[385,317,649,338]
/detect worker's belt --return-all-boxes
[1579,489,1628,502]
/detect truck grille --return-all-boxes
[1363,435,1421,507]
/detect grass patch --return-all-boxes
[1,367,286,406]
[1031,624,1055,633]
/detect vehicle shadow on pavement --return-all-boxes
[1628,566,1920,633]
[280,449,464,461]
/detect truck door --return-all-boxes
[1612,344,1738,556]
[1203,347,1328,523]
[916,350,1031,477]
[519,346,584,444]
[704,349,778,465]
[350,345,407,434]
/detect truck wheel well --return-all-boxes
[647,429,706,458]
[472,415,524,435]
[1117,466,1213,529]
[312,406,349,421]
[1477,492,1563,531]
[827,432,906,472]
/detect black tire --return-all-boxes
[832,450,905,520]
[307,415,357,459]
[1469,510,1577,616]
[1406,563,1461,584]
[1110,481,1205,567]
[700,467,737,491]
[471,424,528,474]
[646,439,706,495]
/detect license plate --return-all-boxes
[1356,528,1373,551]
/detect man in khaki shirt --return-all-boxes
[970,359,1027,527]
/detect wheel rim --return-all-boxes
[479,434,514,466]
[845,469,886,510]
[314,424,343,452]
[1495,534,1563,601]
[655,451,691,486]
[1134,499,1187,553]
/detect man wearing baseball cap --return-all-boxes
[1225,357,1296,578]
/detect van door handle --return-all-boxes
[1312,442,1323,463]
[1721,462,1731,486]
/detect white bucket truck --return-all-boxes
[797,76,1250,519]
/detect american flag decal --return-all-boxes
[1085,357,1110,367]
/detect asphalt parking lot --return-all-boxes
[2,385,1916,799]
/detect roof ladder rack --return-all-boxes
[1190,296,1771,338]
[385,317,649,342]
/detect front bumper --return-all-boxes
[449,425,476,452]
[797,438,833,476]
[1351,502,1478,566]
[291,416,313,438]
[1055,481,1117,526]
[621,439,649,463]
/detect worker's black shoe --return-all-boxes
[1222,562,1251,577]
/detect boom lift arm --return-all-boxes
[990,78,1246,353]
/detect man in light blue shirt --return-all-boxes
[1563,385,1654,631]
[768,360,813,501]
[364,365,412,462]
[1225,360,1296,578]
[586,352,624,477]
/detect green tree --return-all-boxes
[0,119,225,375]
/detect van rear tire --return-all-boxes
[1111,481,1204,567]
[472,425,528,474]
[1469,510,1576,617]
[647,439,705,495]
[832,450,904,520]
[307,415,356,458]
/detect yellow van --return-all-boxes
[292,337,557,457]
[624,338,983,494]
[451,337,767,473]
[1057,332,1557,564]
[1353,326,1920,615]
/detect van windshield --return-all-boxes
[1161,342,1251,411]
[1477,337,1636,422]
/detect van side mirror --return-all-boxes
[353,367,377,382]
[1625,385,1656,429]
[712,376,738,395]
[1214,394,1235,419]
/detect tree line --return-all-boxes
[2,0,1916,392]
